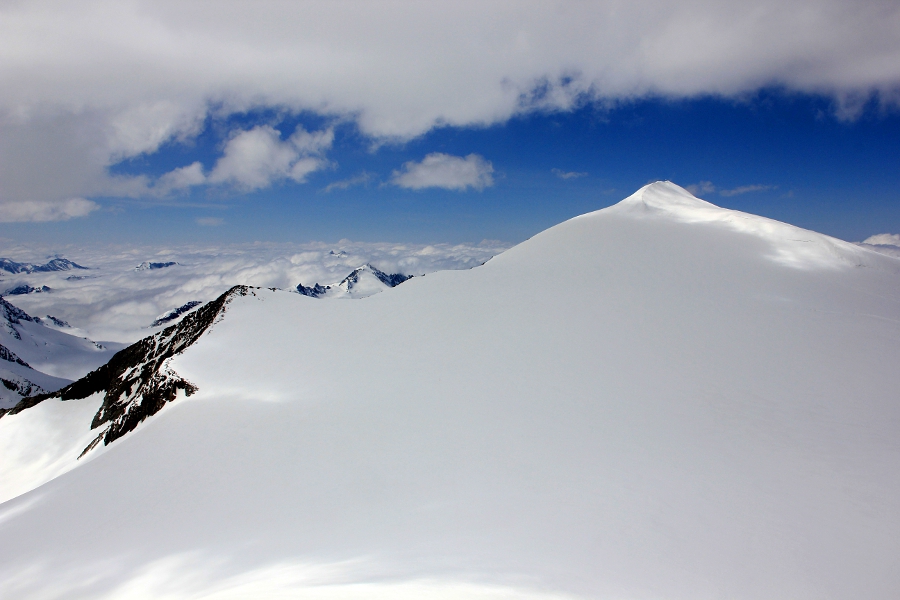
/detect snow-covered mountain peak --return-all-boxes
[297,263,412,299]
[603,180,890,271]
[619,180,719,212]
[2,185,900,598]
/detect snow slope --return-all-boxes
[1,182,899,599]
[0,298,125,381]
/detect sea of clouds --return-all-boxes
[0,240,509,343]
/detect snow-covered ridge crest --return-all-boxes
[1,285,257,456]
[609,181,884,271]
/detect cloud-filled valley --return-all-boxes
[0,239,509,342]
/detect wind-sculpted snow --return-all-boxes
[612,181,886,270]
[1,184,900,599]
[2,286,254,456]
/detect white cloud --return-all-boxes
[0,1,899,203]
[0,198,99,222]
[718,184,776,197]
[862,233,900,247]
[685,181,717,196]
[552,168,587,180]
[323,172,374,193]
[156,162,206,195]
[0,238,510,341]
[196,217,223,226]
[392,153,494,191]
[685,182,775,197]
[208,125,332,190]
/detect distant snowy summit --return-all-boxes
[135,261,178,271]
[0,257,87,274]
[296,263,412,299]
[3,284,51,296]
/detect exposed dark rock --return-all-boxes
[0,297,41,326]
[0,343,30,367]
[0,285,256,456]
[151,301,202,327]
[0,377,46,399]
[46,315,70,328]
[1,297,42,340]
[296,283,330,297]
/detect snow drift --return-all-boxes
[1,182,899,599]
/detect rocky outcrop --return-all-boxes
[1,285,256,456]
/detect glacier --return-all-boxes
[0,182,898,599]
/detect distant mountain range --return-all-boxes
[0,257,87,274]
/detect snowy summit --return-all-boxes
[0,183,899,599]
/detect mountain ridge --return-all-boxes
[1,286,254,456]
[1,183,899,599]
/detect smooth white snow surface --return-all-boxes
[1,183,899,599]
[0,393,103,504]
[1,319,124,380]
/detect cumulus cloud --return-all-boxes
[1,1,899,204]
[392,153,494,191]
[0,198,99,222]
[862,233,900,247]
[155,162,206,195]
[552,169,587,180]
[208,125,333,191]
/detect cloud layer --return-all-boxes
[0,198,99,223]
[392,153,495,191]
[1,0,899,209]
[0,238,510,341]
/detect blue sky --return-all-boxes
[1,2,899,248]
[9,91,900,247]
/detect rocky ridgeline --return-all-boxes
[1,285,257,456]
